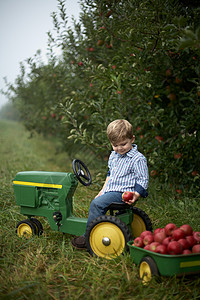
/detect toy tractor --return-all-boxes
[13,159,152,259]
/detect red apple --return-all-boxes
[166,69,172,77]
[180,224,193,236]
[185,235,196,248]
[191,171,198,176]
[164,223,177,236]
[174,153,182,159]
[155,244,167,254]
[168,93,176,101]
[140,231,153,239]
[153,228,165,235]
[155,136,164,143]
[97,39,104,46]
[178,238,190,250]
[193,231,200,243]
[133,237,144,248]
[167,241,183,255]
[182,249,192,255]
[192,244,200,253]
[172,228,186,241]
[122,191,134,202]
[162,236,173,247]
[154,231,167,244]
[144,244,151,251]
[150,170,157,177]
[149,242,160,252]
[143,234,154,245]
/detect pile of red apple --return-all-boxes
[133,223,200,255]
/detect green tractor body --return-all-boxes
[13,160,152,258]
[13,171,87,235]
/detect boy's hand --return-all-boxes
[122,191,140,205]
[128,191,140,204]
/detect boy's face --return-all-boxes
[111,136,135,155]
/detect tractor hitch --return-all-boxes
[53,211,62,230]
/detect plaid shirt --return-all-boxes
[103,144,149,198]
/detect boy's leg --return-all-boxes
[71,191,123,249]
[86,191,123,228]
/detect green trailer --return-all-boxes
[13,159,152,259]
[128,241,200,284]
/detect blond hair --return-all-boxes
[107,119,134,144]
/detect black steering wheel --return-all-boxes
[72,159,92,186]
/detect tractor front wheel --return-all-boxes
[16,219,37,238]
[86,215,132,259]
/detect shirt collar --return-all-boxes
[115,144,137,158]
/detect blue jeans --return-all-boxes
[86,191,123,230]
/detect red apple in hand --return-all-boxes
[180,224,193,236]
[193,231,200,243]
[133,237,144,247]
[167,241,183,255]
[172,228,186,241]
[122,191,134,202]
[164,223,177,236]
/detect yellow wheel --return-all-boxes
[139,257,159,284]
[16,219,36,238]
[30,218,43,236]
[86,215,132,259]
[131,207,152,238]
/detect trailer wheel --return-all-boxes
[16,219,36,238]
[86,215,132,259]
[139,256,159,284]
[30,218,43,236]
[131,207,152,238]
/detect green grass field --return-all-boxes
[0,120,200,300]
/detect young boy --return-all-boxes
[71,119,149,249]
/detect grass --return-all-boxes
[0,119,200,300]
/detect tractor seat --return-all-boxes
[107,202,130,215]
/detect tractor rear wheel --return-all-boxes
[130,207,152,238]
[16,219,37,238]
[86,215,132,259]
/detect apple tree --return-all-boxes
[3,0,200,195]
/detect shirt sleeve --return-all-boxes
[134,157,149,198]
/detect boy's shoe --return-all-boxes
[71,235,87,249]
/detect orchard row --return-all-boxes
[3,0,200,195]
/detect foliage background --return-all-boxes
[2,0,200,196]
